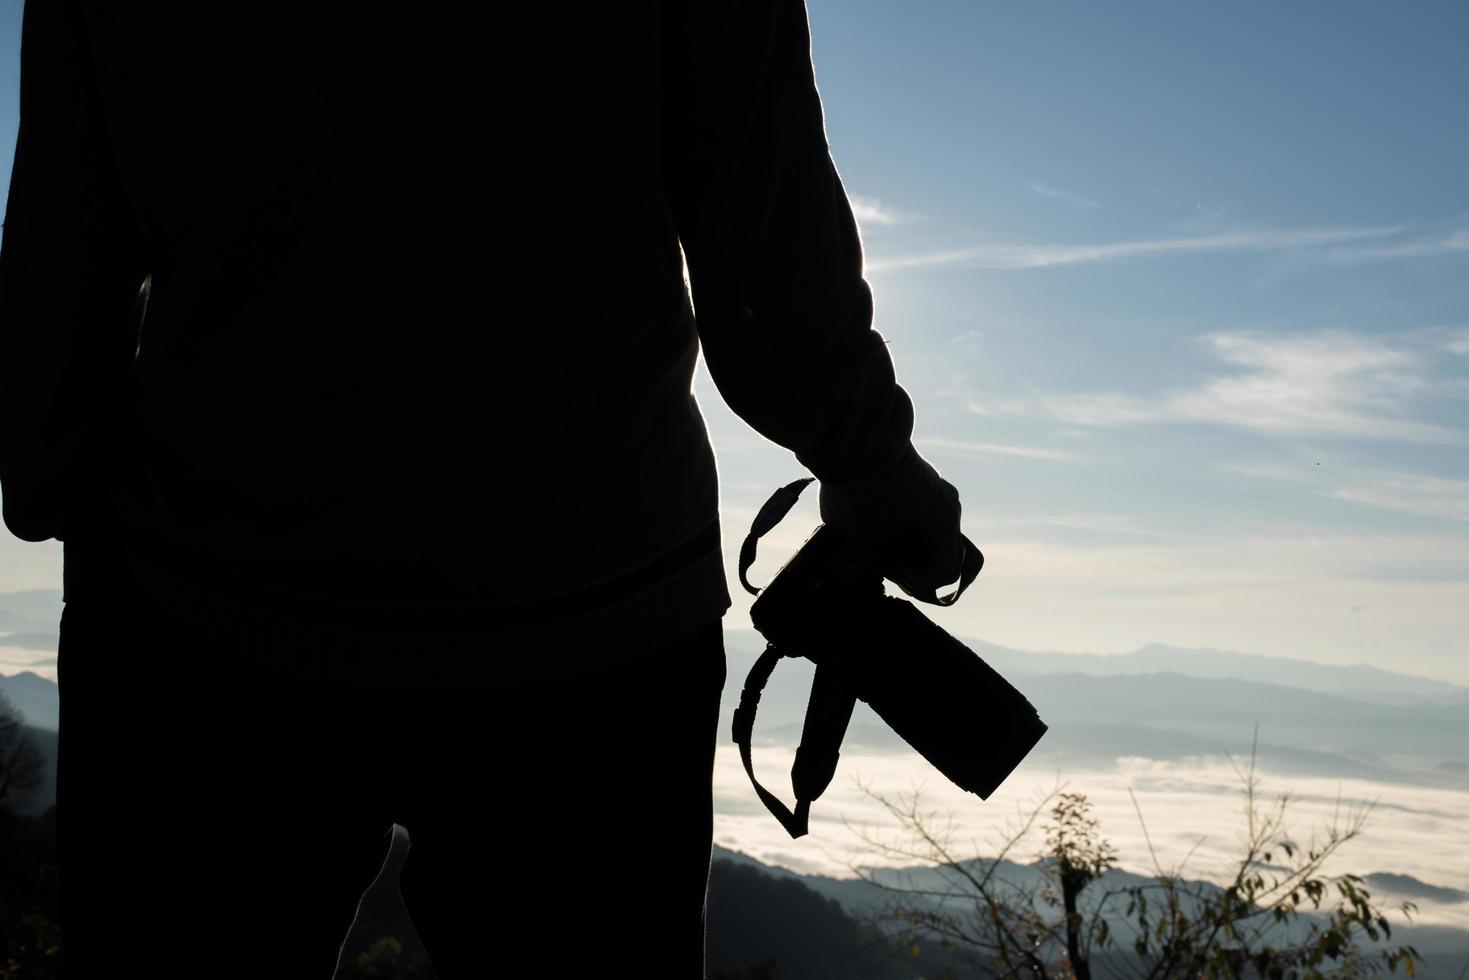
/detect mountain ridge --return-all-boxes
[723,628,1469,706]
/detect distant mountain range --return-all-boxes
[5,585,1466,705]
[718,629,1469,790]
[0,589,62,635]
[970,638,1469,707]
[722,627,1469,703]
[0,669,57,731]
[722,629,1469,706]
[5,598,1466,827]
[4,607,1466,797]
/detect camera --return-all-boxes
[732,478,1049,839]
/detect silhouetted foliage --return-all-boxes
[711,960,779,980]
[335,935,436,980]
[0,690,59,976]
[0,691,43,813]
[1041,794,1118,980]
[0,803,61,979]
[850,732,1424,979]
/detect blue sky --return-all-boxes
[703,0,1469,684]
[3,0,1467,683]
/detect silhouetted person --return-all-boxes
[0,1,962,977]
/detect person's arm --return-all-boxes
[660,0,959,570]
[0,0,149,543]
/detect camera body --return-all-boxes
[743,520,1047,825]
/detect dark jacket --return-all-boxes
[0,0,949,687]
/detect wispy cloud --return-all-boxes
[1330,229,1469,262]
[1028,180,1099,210]
[992,511,1176,541]
[1166,331,1459,442]
[1034,392,1158,426]
[916,436,1080,462]
[964,389,1158,426]
[848,194,908,226]
[1331,474,1469,523]
[867,225,1406,273]
[1226,461,1469,524]
[1449,331,1469,356]
[962,329,1469,444]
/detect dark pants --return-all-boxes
[56,537,727,978]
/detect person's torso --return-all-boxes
[79,3,724,610]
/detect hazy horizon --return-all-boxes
[6,592,1469,691]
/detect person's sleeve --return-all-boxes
[0,0,149,543]
[659,0,951,541]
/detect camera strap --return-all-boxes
[730,640,812,837]
[737,476,818,597]
[731,475,982,838]
[736,477,984,605]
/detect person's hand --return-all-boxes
[871,476,964,598]
[819,472,965,598]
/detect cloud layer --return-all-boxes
[867,225,1406,272]
[1028,180,1100,210]
[963,328,1468,444]
[848,194,909,227]
[713,747,1469,930]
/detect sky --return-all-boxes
[696,0,1469,686]
[2,0,1468,684]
